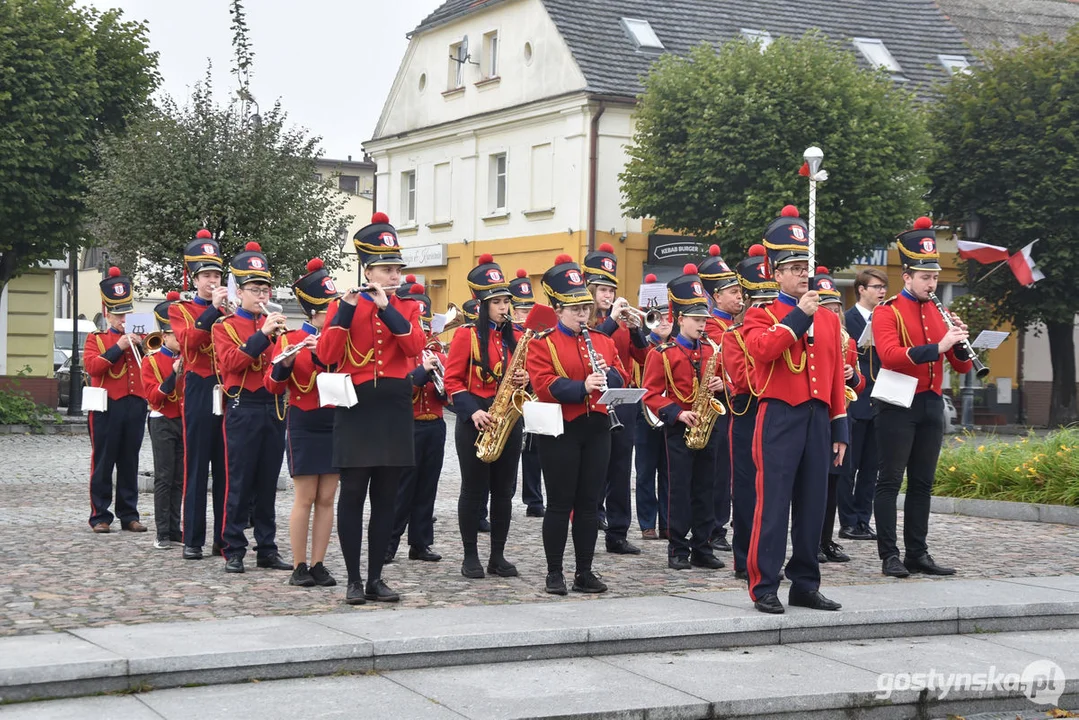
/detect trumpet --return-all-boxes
[125,332,144,369]
[615,299,662,330]
[259,301,289,338]
[143,331,165,354]
[927,292,990,379]
[423,349,446,394]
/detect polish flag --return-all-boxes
[956,239,1010,264]
[1007,240,1045,287]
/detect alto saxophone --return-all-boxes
[475,328,536,463]
[684,335,726,450]
[840,327,858,406]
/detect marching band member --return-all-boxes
[742,206,847,614]
[584,243,648,555]
[170,230,228,560]
[634,275,671,541]
[527,255,628,594]
[84,267,148,533]
[143,291,185,548]
[317,212,424,604]
[459,298,492,533]
[873,218,972,578]
[509,269,545,518]
[212,242,291,575]
[266,258,340,588]
[444,253,527,580]
[698,244,742,553]
[641,264,725,571]
[386,285,447,564]
[811,268,864,564]
[723,245,779,580]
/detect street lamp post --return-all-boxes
[959,211,983,430]
[67,245,82,416]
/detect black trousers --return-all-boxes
[520,433,544,511]
[538,414,611,574]
[221,396,285,561]
[874,392,944,561]
[181,372,226,549]
[601,403,636,543]
[389,418,446,554]
[712,413,732,540]
[149,415,184,541]
[729,395,758,573]
[455,402,523,552]
[664,423,718,560]
[338,466,401,585]
[88,395,147,527]
[822,473,839,544]
[839,416,879,528]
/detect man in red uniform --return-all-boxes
[873,217,972,578]
[170,230,229,560]
[84,267,148,533]
[742,205,847,614]
[143,291,185,548]
[212,242,291,574]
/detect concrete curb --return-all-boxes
[1,575,1077,704]
[0,422,87,435]
[899,493,1079,526]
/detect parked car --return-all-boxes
[56,357,89,408]
[53,348,68,373]
[942,394,958,433]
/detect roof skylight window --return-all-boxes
[853,37,903,73]
[621,18,664,51]
[740,28,774,50]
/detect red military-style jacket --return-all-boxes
[444,321,523,400]
[169,296,223,378]
[141,347,183,418]
[211,308,274,394]
[408,342,448,421]
[84,329,145,401]
[593,312,649,387]
[742,293,848,443]
[641,334,718,427]
[527,323,628,422]
[722,323,754,398]
[872,289,973,396]
[316,294,425,386]
[266,323,323,412]
[845,335,866,396]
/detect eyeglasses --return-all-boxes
[242,286,272,296]
[779,265,810,276]
[866,284,887,291]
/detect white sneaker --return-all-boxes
[153,538,170,549]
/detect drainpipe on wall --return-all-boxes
[587,101,606,254]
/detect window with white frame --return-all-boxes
[483,31,499,78]
[853,38,903,74]
[338,175,359,194]
[448,38,468,89]
[489,153,507,212]
[620,18,664,51]
[401,171,416,223]
[938,54,971,75]
[740,28,773,50]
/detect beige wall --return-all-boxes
[2,272,56,377]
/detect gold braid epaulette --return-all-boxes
[764,308,806,373]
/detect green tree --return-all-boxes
[929,27,1079,425]
[620,34,931,269]
[86,2,352,291]
[0,0,158,296]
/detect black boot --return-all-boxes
[487,541,518,577]
[461,543,484,579]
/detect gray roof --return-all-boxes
[936,0,1079,51]
[415,0,973,98]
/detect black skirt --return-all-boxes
[286,406,336,476]
[332,378,415,468]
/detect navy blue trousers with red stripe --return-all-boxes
[663,423,718,560]
[748,398,830,600]
[88,395,147,527]
[221,392,285,561]
[712,413,731,541]
[728,395,758,574]
[181,372,226,549]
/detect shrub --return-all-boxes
[0,369,61,428]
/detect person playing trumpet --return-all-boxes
[84,266,148,533]
[212,242,292,575]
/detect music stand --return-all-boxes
[599,388,646,411]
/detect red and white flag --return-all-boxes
[956,239,1009,265]
[1006,240,1045,287]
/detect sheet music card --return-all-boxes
[971,330,1009,350]
[637,283,667,309]
[857,321,873,348]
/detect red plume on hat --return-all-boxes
[478,253,494,265]
[913,216,933,230]
[644,273,657,283]
[411,283,424,294]
[306,258,324,273]
[598,242,615,253]
[781,205,800,218]
[404,273,416,283]
[816,265,830,275]
[749,244,767,256]
[709,245,720,257]
[166,291,181,301]
[555,253,573,264]
[108,266,121,278]
[372,211,390,224]
[196,228,213,239]
[683,263,698,275]
[516,268,528,278]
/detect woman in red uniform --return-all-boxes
[317,213,424,605]
[444,253,527,580]
[267,258,340,589]
[527,254,627,595]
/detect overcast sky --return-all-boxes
[82,0,445,160]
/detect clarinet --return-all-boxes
[927,292,989,379]
[580,326,624,432]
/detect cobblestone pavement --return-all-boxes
[2,418,1078,637]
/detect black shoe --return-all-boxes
[487,557,519,577]
[598,517,609,531]
[817,548,828,563]
[309,562,337,587]
[668,556,691,570]
[461,556,485,579]
[545,572,568,595]
[345,582,366,605]
[754,593,785,614]
[882,555,911,578]
[526,506,545,518]
[605,538,641,555]
[820,541,850,563]
[711,535,732,552]
[383,551,395,564]
[477,518,491,533]
[690,552,725,569]
[182,545,203,560]
[789,589,842,611]
[211,542,223,557]
[572,570,608,593]
[224,556,244,573]
[364,578,400,602]
[839,525,873,541]
[289,563,316,587]
[409,546,442,562]
[257,553,292,571]
[903,553,955,576]
[734,569,749,581]
[858,521,877,540]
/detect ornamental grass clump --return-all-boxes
[934,429,1079,506]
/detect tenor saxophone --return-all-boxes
[684,335,726,450]
[475,328,536,463]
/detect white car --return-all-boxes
[942,394,958,433]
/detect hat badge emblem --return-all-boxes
[601,258,615,271]
[791,226,806,241]
[379,232,398,248]
[486,268,503,283]
[691,281,704,297]
[567,270,583,285]
[249,257,265,269]
[920,238,936,253]
[322,278,337,293]
[201,243,216,255]
[820,279,834,290]
[112,283,125,295]
[519,282,530,294]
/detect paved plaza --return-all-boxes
[2,417,1079,638]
